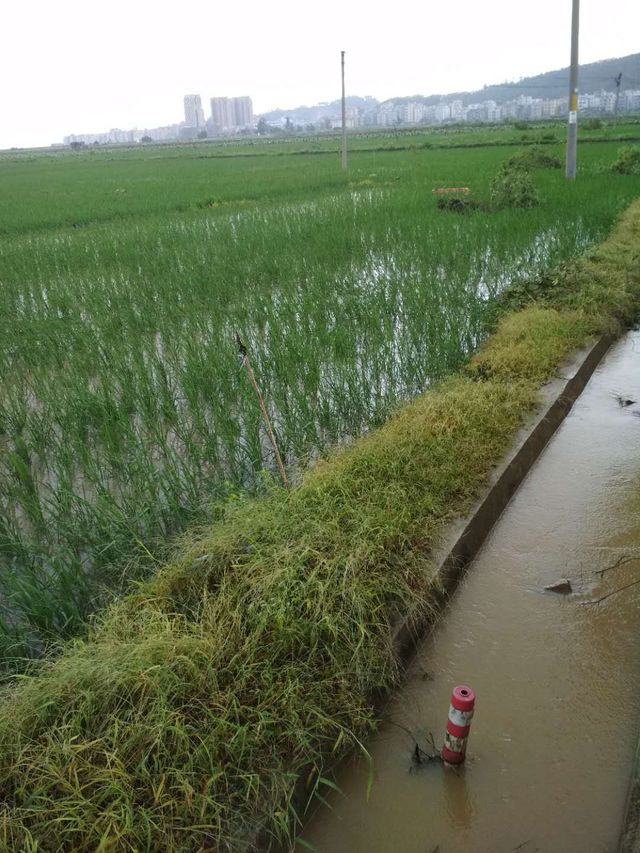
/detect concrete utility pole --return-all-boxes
[565,0,580,180]
[341,50,348,170]
[614,73,623,126]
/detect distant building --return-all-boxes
[623,90,640,111]
[466,103,487,122]
[450,100,464,121]
[210,96,254,131]
[434,103,451,122]
[210,97,232,130]
[377,102,400,127]
[329,106,360,130]
[109,128,135,144]
[542,98,564,118]
[401,102,425,124]
[529,100,544,120]
[63,128,135,145]
[184,94,205,129]
[137,124,183,142]
[233,96,254,127]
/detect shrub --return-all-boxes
[583,118,603,130]
[611,146,640,175]
[507,146,561,170]
[490,165,540,209]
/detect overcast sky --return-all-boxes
[1,0,639,149]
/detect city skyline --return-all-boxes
[60,79,640,148]
[2,0,640,150]
[64,92,257,146]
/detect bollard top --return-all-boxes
[451,684,475,711]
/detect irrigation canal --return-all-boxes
[297,329,640,853]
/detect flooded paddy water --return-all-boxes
[298,332,640,852]
[2,139,639,668]
[0,206,593,658]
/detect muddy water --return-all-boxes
[298,330,640,853]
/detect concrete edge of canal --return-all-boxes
[620,730,640,852]
[393,331,615,658]
[399,324,640,850]
[299,325,640,853]
[291,331,618,848]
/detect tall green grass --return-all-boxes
[0,137,639,667]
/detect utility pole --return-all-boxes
[341,50,348,170]
[565,0,580,180]
[614,73,623,126]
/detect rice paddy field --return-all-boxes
[1,125,640,670]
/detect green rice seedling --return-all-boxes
[0,192,639,848]
[0,134,638,666]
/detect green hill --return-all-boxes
[401,53,640,107]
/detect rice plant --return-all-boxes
[0,132,639,667]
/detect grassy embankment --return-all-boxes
[3,136,639,665]
[0,183,638,850]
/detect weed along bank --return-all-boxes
[0,128,639,850]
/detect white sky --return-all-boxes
[1,0,639,149]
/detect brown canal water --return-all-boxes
[297,330,640,853]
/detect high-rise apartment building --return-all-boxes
[210,96,254,130]
[184,94,205,128]
[210,97,233,130]
[232,97,253,127]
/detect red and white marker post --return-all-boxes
[441,685,475,765]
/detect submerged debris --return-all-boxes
[411,733,444,770]
[613,393,635,407]
[544,578,572,594]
